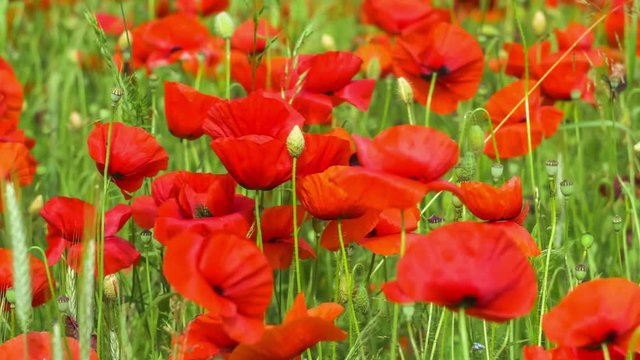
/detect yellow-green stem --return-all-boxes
[425,73,437,127]
[292,158,302,293]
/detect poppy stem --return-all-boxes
[391,211,408,360]
[537,177,557,345]
[337,219,361,344]
[458,309,471,360]
[602,344,612,360]
[225,38,231,99]
[254,190,263,251]
[292,157,302,293]
[425,73,437,128]
[378,78,393,133]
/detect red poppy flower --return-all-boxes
[297,166,428,221]
[383,221,537,322]
[255,206,315,270]
[355,35,394,78]
[358,207,423,255]
[319,210,381,251]
[229,292,347,359]
[483,80,564,159]
[537,53,595,103]
[180,36,225,79]
[231,19,279,54]
[171,314,237,360]
[150,172,255,245]
[203,93,351,190]
[95,12,125,36]
[392,21,484,114]
[230,52,288,92]
[0,142,36,186]
[0,122,35,149]
[0,332,99,360]
[542,278,640,355]
[361,0,450,35]
[459,177,523,221]
[503,42,551,79]
[176,0,229,16]
[486,221,540,257]
[522,345,628,360]
[87,122,168,198]
[129,14,212,71]
[163,230,273,343]
[164,81,223,140]
[0,57,23,129]
[40,196,140,275]
[0,249,53,310]
[353,125,459,185]
[605,4,640,56]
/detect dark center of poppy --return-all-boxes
[420,65,451,81]
[349,153,361,166]
[194,205,212,219]
[456,296,477,309]
[169,46,183,54]
[111,173,125,180]
[584,330,618,350]
[212,286,224,296]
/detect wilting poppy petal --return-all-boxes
[164,81,223,140]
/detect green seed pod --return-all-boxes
[575,263,587,281]
[312,218,325,234]
[214,12,235,39]
[57,295,70,314]
[111,87,124,104]
[402,305,415,320]
[545,160,558,178]
[456,152,476,182]
[452,196,463,209]
[5,289,15,304]
[337,273,349,305]
[491,163,504,179]
[612,215,623,232]
[468,125,485,156]
[428,215,445,230]
[560,179,574,197]
[580,233,594,249]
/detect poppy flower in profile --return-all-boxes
[392,21,484,114]
[459,177,523,221]
[231,19,279,54]
[87,122,168,198]
[355,35,394,78]
[0,122,35,149]
[129,13,212,71]
[203,93,351,190]
[383,221,537,322]
[0,142,36,186]
[361,0,449,35]
[256,206,316,270]
[0,332,99,360]
[0,249,53,310]
[555,22,601,62]
[176,0,229,17]
[164,81,223,140]
[297,165,428,221]
[180,36,225,79]
[357,207,423,255]
[229,292,347,359]
[230,52,288,92]
[40,196,140,275]
[163,230,273,343]
[502,42,551,79]
[542,278,640,355]
[95,12,125,36]
[0,57,23,129]
[483,80,564,159]
[171,314,237,360]
[536,53,595,103]
[149,172,255,245]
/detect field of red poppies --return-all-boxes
[0,0,639,359]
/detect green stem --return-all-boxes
[378,78,393,132]
[337,219,361,343]
[425,73,438,127]
[254,190,263,251]
[391,211,407,359]
[483,320,491,360]
[602,344,612,360]
[225,38,231,99]
[537,178,557,346]
[458,309,471,360]
[292,158,302,293]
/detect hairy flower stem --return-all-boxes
[390,211,407,360]
[458,309,471,360]
[337,219,361,344]
[424,73,437,127]
[292,158,302,293]
[537,177,557,345]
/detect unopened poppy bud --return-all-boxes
[111,87,124,104]
[354,286,370,316]
[117,30,132,50]
[575,263,587,281]
[580,233,594,249]
[544,160,558,178]
[560,179,574,197]
[428,215,445,230]
[104,275,118,301]
[452,196,463,209]
[286,125,305,158]
[5,289,15,304]
[397,77,414,104]
[456,152,476,182]
[214,12,235,39]
[321,34,336,51]
[532,11,546,36]
[366,57,381,79]
[612,215,623,232]
[28,195,44,216]
[491,163,504,180]
[68,111,84,131]
[337,273,349,304]
[468,125,485,155]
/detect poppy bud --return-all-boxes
[214,12,235,39]
[337,273,350,305]
[575,263,587,281]
[456,152,476,182]
[321,34,336,51]
[612,215,623,232]
[68,111,84,131]
[104,275,118,301]
[468,125,485,156]
[366,57,381,79]
[111,87,124,104]
[28,195,43,216]
[286,125,305,158]
[354,286,370,316]
[452,196,463,209]
[57,295,70,314]
[397,77,414,105]
[580,233,594,249]
[544,160,558,178]
[560,179,574,198]
[5,289,15,304]
[491,163,503,180]
[532,11,546,36]
[428,215,445,230]
[117,30,132,50]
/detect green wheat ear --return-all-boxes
[3,182,33,334]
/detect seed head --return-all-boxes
[111,87,124,104]
[544,159,558,178]
[612,215,623,232]
[491,163,504,180]
[580,233,594,249]
[575,263,587,281]
[560,179,574,197]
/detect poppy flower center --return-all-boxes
[194,205,212,219]
[456,296,477,309]
[420,65,451,81]
[212,286,224,296]
[584,330,618,350]
[169,46,183,54]
[111,173,125,180]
